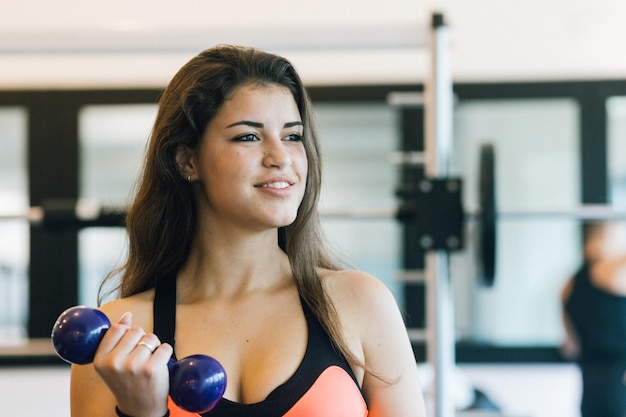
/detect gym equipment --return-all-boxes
[477,143,496,286]
[5,144,626,289]
[3,159,626,288]
[51,306,226,413]
[51,306,110,364]
[424,12,455,417]
[0,199,126,228]
[470,143,626,286]
[393,140,626,286]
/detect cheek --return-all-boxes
[199,153,240,195]
[297,155,309,204]
[211,151,243,176]
[296,148,308,177]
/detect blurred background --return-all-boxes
[1,0,626,416]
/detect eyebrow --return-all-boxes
[226,120,303,129]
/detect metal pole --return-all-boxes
[424,12,455,417]
[6,205,626,222]
[497,206,626,220]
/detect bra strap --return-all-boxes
[153,273,177,353]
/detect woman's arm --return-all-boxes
[70,301,173,417]
[71,355,118,417]
[325,270,427,417]
[559,277,580,359]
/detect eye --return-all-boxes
[284,133,303,142]
[233,133,259,142]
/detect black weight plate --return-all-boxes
[478,143,496,286]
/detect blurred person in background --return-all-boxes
[561,221,626,417]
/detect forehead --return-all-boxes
[220,83,299,114]
[606,222,626,235]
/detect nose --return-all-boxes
[262,139,292,169]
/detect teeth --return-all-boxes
[260,182,290,189]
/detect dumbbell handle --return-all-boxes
[51,306,226,413]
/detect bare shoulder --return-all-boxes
[319,269,426,416]
[320,268,396,304]
[590,257,626,296]
[318,268,403,335]
[98,289,155,331]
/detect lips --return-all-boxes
[257,182,291,189]
[254,177,295,189]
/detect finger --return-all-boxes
[98,323,146,356]
[150,343,174,365]
[135,340,158,354]
[115,326,147,355]
[133,334,162,356]
[94,311,133,354]
[118,311,132,326]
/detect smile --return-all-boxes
[256,182,291,189]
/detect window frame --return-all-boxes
[1,80,625,365]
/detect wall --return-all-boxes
[460,364,581,417]
[1,0,625,89]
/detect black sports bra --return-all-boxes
[152,275,368,417]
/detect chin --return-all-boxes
[275,214,298,228]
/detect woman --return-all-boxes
[561,221,626,417]
[70,45,426,417]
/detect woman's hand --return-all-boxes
[93,312,173,417]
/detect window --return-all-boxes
[607,97,626,206]
[316,103,403,302]
[78,104,158,306]
[2,81,625,362]
[451,99,581,345]
[0,107,29,342]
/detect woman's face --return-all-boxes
[599,222,626,259]
[185,83,308,231]
[586,222,626,261]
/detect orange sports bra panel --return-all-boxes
[167,366,367,417]
[283,366,368,417]
[167,398,197,417]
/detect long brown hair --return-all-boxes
[100,45,362,369]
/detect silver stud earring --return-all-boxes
[186,176,191,183]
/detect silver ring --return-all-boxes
[137,341,156,353]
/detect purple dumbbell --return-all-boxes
[51,306,226,413]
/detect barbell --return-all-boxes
[2,143,626,286]
[392,143,626,286]
[391,143,626,286]
[0,199,126,228]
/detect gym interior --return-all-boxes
[1,1,626,416]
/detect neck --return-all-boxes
[176,229,292,301]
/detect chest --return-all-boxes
[173,297,308,404]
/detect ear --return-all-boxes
[175,145,197,181]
